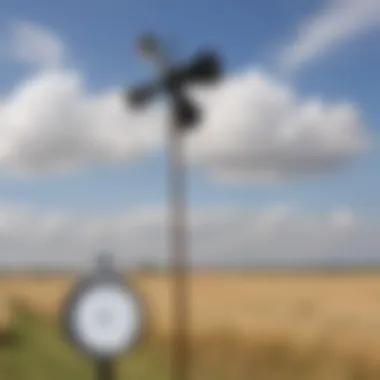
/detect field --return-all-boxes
[1,272,380,379]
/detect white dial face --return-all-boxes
[71,284,141,356]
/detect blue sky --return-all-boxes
[0,0,377,212]
[0,0,380,266]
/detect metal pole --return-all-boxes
[96,359,115,380]
[168,121,191,380]
[128,36,221,380]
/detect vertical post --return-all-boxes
[168,121,190,380]
[96,359,114,380]
[127,36,221,380]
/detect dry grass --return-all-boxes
[0,295,13,332]
[1,272,380,378]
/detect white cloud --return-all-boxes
[3,20,66,68]
[0,70,165,176]
[187,70,369,182]
[0,66,369,181]
[279,0,380,72]
[0,21,371,182]
[0,203,378,268]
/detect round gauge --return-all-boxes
[63,280,142,358]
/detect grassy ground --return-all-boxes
[1,273,380,379]
[0,305,172,380]
[0,306,380,379]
